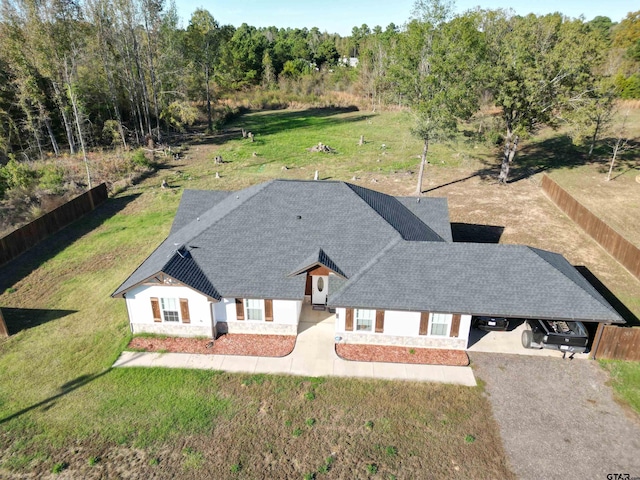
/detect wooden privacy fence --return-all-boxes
[0,183,108,266]
[541,175,640,280]
[592,324,640,361]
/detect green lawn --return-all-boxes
[600,360,640,414]
[181,108,495,191]
[0,109,515,478]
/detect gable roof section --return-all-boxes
[162,249,221,300]
[345,183,445,241]
[288,248,348,278]
[112,181,272,297]
[329,242,623,323]
[396,197,453,242]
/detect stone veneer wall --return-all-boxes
[339,332,467,350]
[216,321,297,336]
[132,323,213,337]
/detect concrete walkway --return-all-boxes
[114,307,476,386]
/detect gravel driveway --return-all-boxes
[470,353,640,480]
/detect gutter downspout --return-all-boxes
[210,301,217,340]
[123,292,133,334]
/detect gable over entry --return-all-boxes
[287,248,347,306]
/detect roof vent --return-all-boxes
[296,215,302,220]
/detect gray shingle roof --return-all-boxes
[328,242,623,323]
[170,190,231,234]
[112,180,622,324]
[162,248,221,300]
[114,180,434,298]
[112,181,272,297]
[396,197,453,242]
[345,183,445,241]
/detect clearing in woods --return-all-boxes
[0,107,638,478]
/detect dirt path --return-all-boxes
[470,352,640,480]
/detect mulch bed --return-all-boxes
[127,334,296,357]
[128,335,469,366]
[336,343,469,366]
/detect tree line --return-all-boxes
[0,0,638,189]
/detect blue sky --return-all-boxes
[173,0,634,34]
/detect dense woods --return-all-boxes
[0,0,638,226]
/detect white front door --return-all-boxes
[312,275,329,305]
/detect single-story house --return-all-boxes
[112,179,623,350]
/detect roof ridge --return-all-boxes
[167,180,274,249]
[526,246,620,318]
[329,237,402,306]
[111,181,273,297]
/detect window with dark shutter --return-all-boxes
[151,297,161,322]
[265,299,273,321]
[419,311,430,335]
[345,308,354,331]
[375,310,385,333]
[235,298,245,320]
[180,298,190,324]
[450,314,461,337]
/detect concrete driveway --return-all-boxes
[467,320,590,358]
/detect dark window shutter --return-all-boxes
[180,298,190,324]
[375,310,384,333]
[345,308,354,331]
[265,299,273,321]
[235,298,245,320]
[151,297,161,322]
[450,314,461,337]
[419,311,430,335]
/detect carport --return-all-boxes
[466,318,617,357]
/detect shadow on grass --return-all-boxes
[451,224,504,243]
[423,167,498,194]
[575,266,640,327]
[506,135,639,184]
[187,107,374,146]
[0,307,77,336]
[0,194,139,293]
[0,370,111,425]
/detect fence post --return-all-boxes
[590,322,606,360]
[0,308,7,338]
[88,185,96,210]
